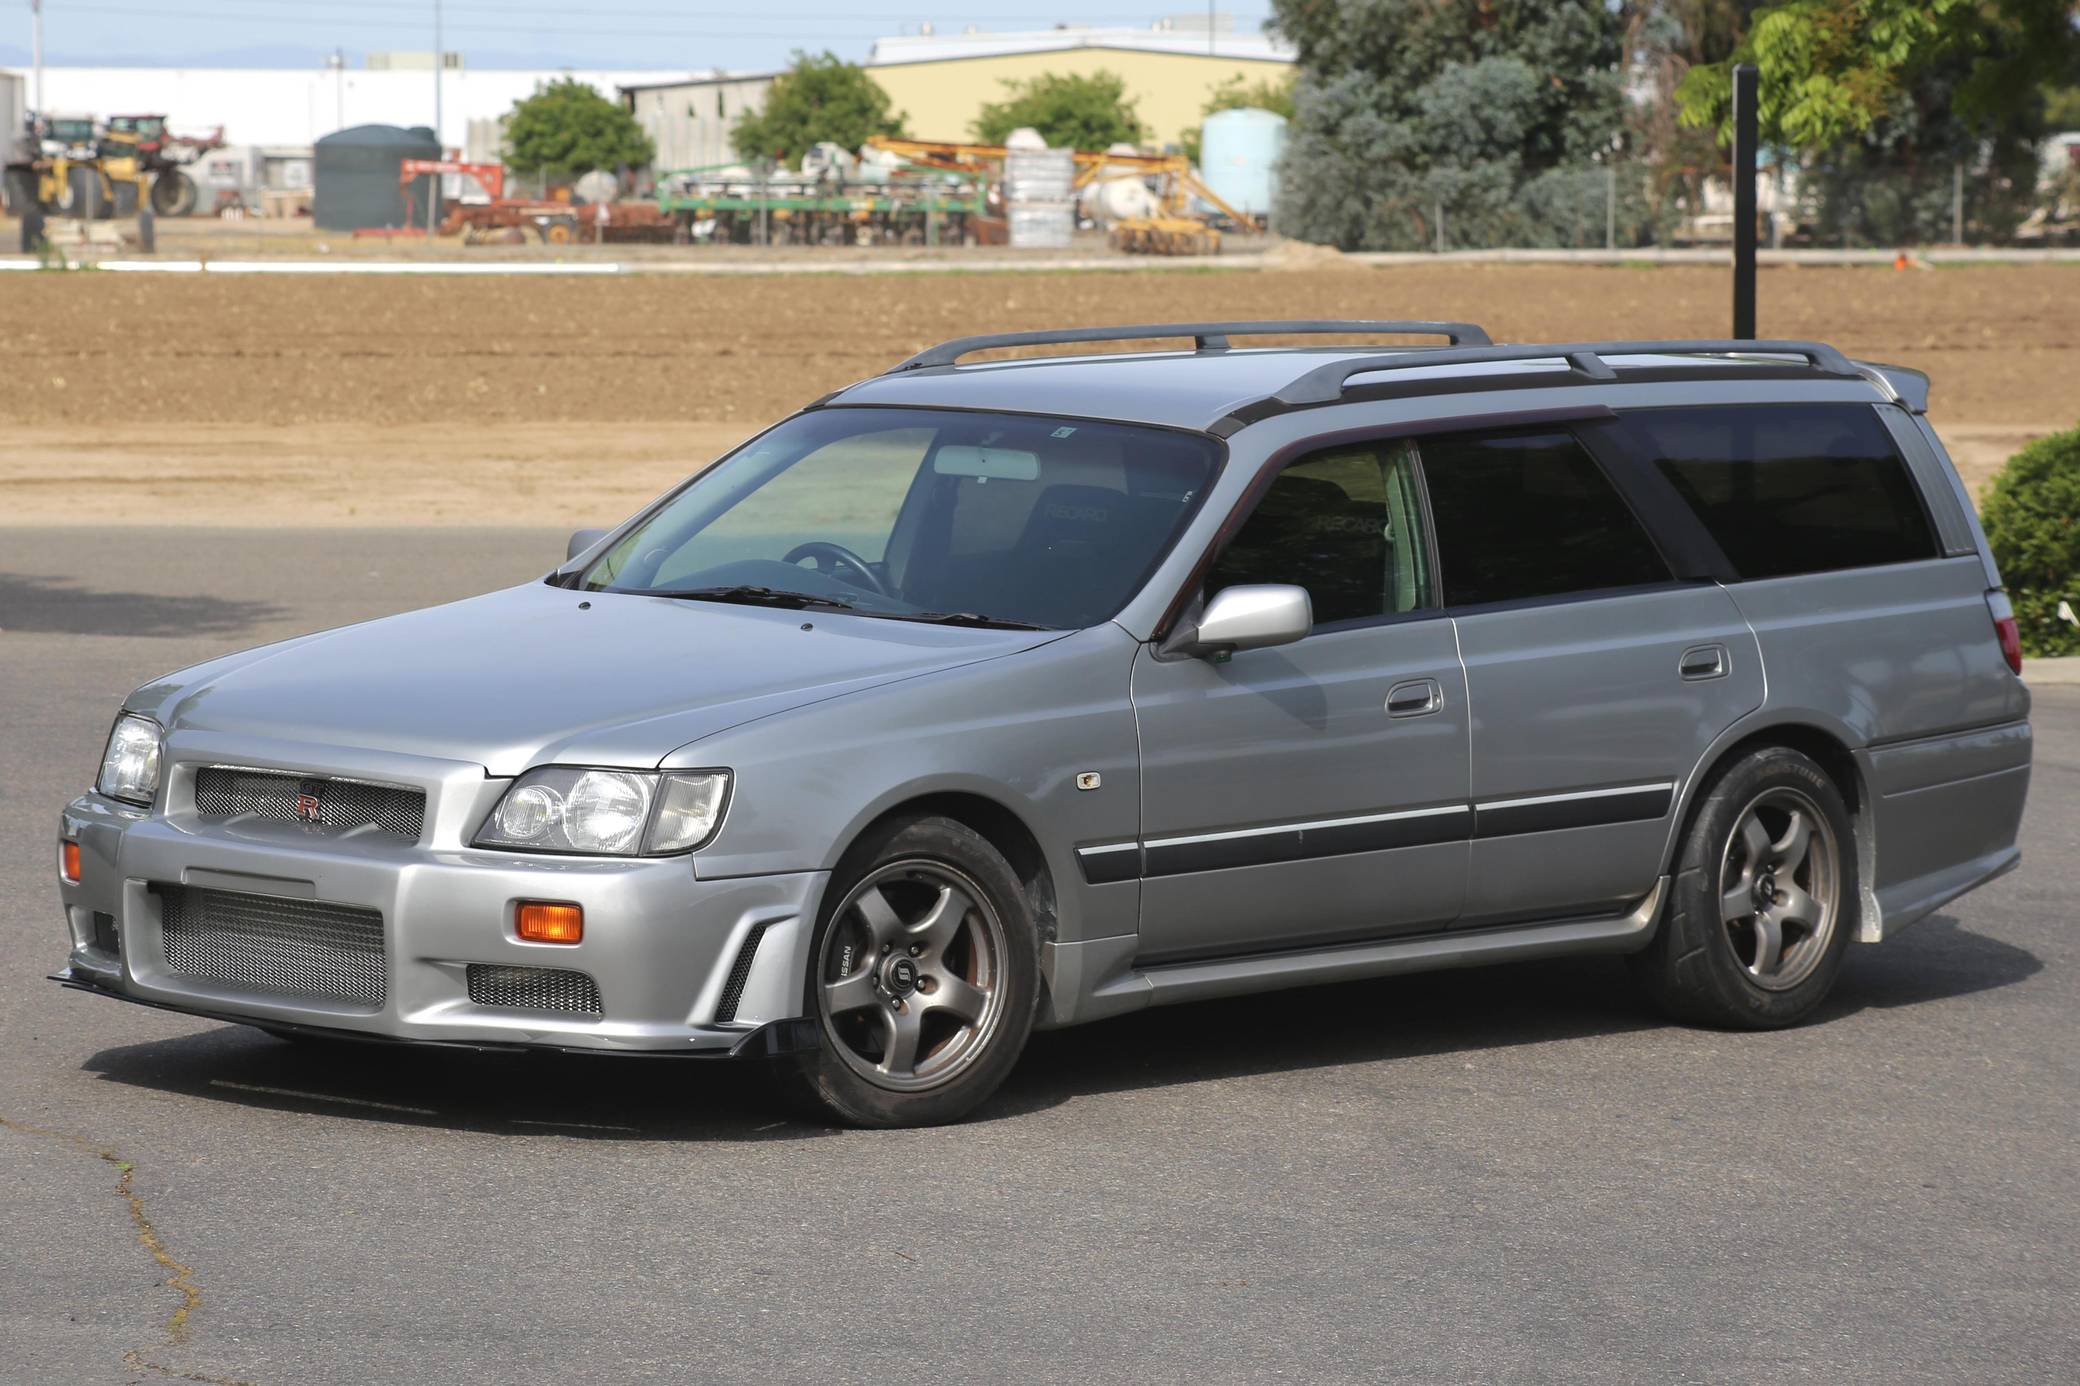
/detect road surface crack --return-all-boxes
[0,1114,257,1386]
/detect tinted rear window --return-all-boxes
[1621,404,1937,579]
[1421,431,1671,606]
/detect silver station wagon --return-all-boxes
[55,321,2032,1126]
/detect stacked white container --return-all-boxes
[1003,126,1074,249]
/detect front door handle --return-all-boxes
[1386,678,1444,718]
[1680,644,1729,680]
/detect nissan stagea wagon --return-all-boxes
[55,322,2031,1127]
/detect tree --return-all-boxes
[731,53,907,164]
[1182,73,1296,165]
[1676,0,2080,148]
[504,78,655,177]
[972,71,1147,150]
[1270,0,1633,250]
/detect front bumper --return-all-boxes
[56,786,828,1055]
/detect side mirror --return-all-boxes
[1165,584,1312,659]
[566,527,609,562]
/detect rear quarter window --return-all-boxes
[1620,404,1938,579]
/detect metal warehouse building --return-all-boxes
[622,23,1294,169]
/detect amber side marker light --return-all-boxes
[60,841,81,884]
[515,901,583,944]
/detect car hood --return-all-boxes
[135,582,1057,776]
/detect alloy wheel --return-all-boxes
[1717,786,1841,992]
[816,860,1007,1092]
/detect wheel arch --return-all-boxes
[1664,715,1879,941]
[840,789,1060,951]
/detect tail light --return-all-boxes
[1987,591,2022,676]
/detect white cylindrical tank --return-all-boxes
[1199,107,1287,219]
[1079,141,1161,226]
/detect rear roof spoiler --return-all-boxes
[1855,361,1930,413]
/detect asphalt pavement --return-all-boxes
[2,527,2075,1385]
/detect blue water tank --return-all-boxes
[1199,107,1287,219]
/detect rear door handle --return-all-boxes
[1386,678,1444,718]
[1680,644,1729,680]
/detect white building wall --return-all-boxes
[1,70,22,139]
[0,66,689,155]
[625,75,771,172]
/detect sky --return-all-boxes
[2,2,1281,72]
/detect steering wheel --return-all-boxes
[781,540,889,597]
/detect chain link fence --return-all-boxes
[1315,142,2080,253]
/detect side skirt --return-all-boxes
[1087,877,1666,1011]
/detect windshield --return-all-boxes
[578,407,1222,630]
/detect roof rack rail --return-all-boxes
[888,320,1493,373]
[1269,338,1860,407]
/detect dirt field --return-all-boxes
[1,262,2071,525]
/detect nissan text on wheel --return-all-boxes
[54,323,2031,1127]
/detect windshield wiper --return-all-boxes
[646,585,860,612]
[888,610,1055,631]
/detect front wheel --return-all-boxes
[788,815,1039,1127]
[1629,745,1858,1028]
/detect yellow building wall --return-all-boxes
[868,49,1291,150]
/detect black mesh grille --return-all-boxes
[713,922,768,1023]
[158,885,385,1007]
[194,765,425,842]
[467,964,602,1015]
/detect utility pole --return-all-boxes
[1731,63,1758,340]
[30,0,43,125]
[433,0,444,153]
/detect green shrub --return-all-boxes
[1981,423,2080,658]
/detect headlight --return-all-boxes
[474,767,730,856]
[96,713,163,806]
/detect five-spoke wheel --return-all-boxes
[818,862,1006,1091]
[791,814,1040,1127]
[1630,745,1858,1028]
[1717,786,1840,991]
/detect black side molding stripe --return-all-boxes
[1076,780,1675,883]
[1143,807,1471,877]
[1472,784,1674,840]
[1075,843,1142,885]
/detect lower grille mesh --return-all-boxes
[158,885,385,1007]
[467,964,602,1015]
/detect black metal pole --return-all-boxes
[1731,62,1758,340]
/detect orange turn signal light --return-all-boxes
[60,841,81,884]
[515,901,583,944]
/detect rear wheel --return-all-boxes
[788,815,1039,1127]
[62,165,110,218]
[1630,746,1857,1027]
[150,170,197,217]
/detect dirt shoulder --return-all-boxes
[1,263,2069,525]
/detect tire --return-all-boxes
[150,170,197,217]
[112,179,139,218]
[0,165,33,215]
[1629,745,1858,1028]
[61,165,104,217]
[788,814,1040,1127]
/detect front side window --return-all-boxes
[1619,403,1937,579]
[1206,440,1436,625]
[581,408,1220,630]
[1421,430,1671,607]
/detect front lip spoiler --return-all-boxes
[48,967,820,1060]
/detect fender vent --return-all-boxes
[713,923,768,1024]
[466,964,601,1015]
